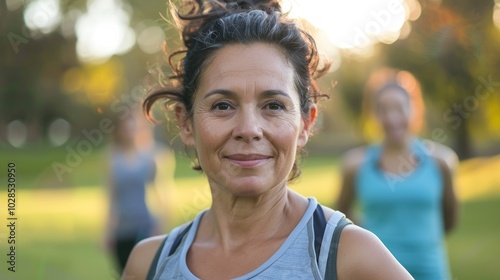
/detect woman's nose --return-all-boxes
[232,107,263,143]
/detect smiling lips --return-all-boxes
[225,154,272,168]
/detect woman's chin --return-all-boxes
[386,132,408,145]
[219,176,284,197]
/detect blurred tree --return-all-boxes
[1,2,79,142]
[0,0,179,145]
[388,0,500,158]
[333,0,500,159]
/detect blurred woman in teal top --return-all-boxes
[336,68,459,279]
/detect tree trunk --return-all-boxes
[455,117,472,159]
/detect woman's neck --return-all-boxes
[201,185,307,251]
[382,135,414,153]
[379,136,419,175]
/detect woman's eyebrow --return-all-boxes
[203,89,235,99]
[261,90,292,100]
[203,89,292,100]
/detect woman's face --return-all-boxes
[375,88,411,144]
[115,115,136,146]
[177,43,314,196]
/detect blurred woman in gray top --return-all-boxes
[103,111,164,274]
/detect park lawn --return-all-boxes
[446,198,500,279]
[0,149,499,279]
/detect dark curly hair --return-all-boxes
[143,0,329,181]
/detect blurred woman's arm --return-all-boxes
[336,148,365,222]
[146,161,165,236]
[103,163,118,252]
[433,142,459,234]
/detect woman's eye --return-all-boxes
[266,101,285,111]
[211,101,232,111]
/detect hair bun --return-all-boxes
[212,0,281,13]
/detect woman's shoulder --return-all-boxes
[122,234,167,280]
[341,146,369,174]
[337,225,413,279]
[315,204,411,278]
[320,205,336,221]
[319,204,350,224]
[420,139,458,172]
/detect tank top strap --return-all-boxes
[154,224,189,275]
[410,138,431,163]
[154,211,206,276]
[317,210,347,277]
[363,143,383,169]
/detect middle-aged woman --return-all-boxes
[123,1,412,279]
[336,68,459,279]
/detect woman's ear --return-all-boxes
[175,104,195,147]
[297,103,317,148]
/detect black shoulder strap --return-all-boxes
[325,217,352,280]
[168,222,193,255]
[312,204,327,263]
[145,222,193,280]
[145,237,168,280]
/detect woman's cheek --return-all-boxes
[268,113,301,136]
[265,118,301,154]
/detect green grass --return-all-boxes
[447,197,500,279]
[0,144,106,189]
[1,146,499,279]
[6,238,114,280]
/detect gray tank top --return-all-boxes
[152,198,348,279]
[111,148,156,238]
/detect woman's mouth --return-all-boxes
[225,154,272,168]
